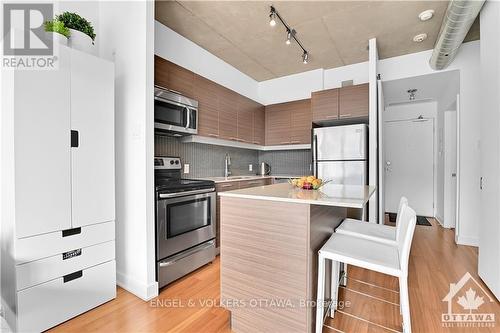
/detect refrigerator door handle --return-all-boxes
[313,134,318,177]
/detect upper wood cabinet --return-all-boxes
[339,83,369,119]
[312,83,369,122]
[291,99,312,144]
[193,74,219,138]
[218,87,239,141]
[265,99,311,145]
[311,88,339,122]
[154,55,194,98]
[237,96,254,143]
[253,105,265,145]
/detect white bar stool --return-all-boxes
[335,197,408,245]
[315,204,417,333]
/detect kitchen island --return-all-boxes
[218,182,375,333]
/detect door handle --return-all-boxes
[71,130,79,147]
[451,173,456,177]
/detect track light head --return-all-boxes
[302,52,309,64]
[286,30,291,45]
[269,9,276,27]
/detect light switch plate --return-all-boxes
[249,164,253,171]
[184,164,190,174]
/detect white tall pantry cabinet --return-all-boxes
[1,46,116,332]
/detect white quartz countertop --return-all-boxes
[218,182,376,208]
[199,175,301,183]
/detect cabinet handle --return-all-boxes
[62,227,81,237]
[208,133,219,138]
[326,116,338,119]
[246,181,262,185]
[339,114,352,118]
[220,184,234,187]
[290,140,301,144]
[229,137,238,141]
[63,270,83,283]
[71,130,79,147]
[280,141,291,144]
[62,248,82,260]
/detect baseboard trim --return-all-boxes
[456,235,478,247]
[116,271,158,301]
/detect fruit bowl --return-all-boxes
[288,176,330,190]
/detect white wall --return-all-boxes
[478,1,500,300]
[99,1,157,301]
[155,22,259,103]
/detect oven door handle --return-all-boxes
[159,240,215,267]
[158,188,215,199]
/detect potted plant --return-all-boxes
[56,12,96,55]
[44,19,70,46]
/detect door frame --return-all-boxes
[384,116,436,217]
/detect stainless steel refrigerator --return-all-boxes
[313,124,368,185]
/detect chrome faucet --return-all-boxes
[224,153,232,177]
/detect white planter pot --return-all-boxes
[68,29,96,56]
[45,31,68,46]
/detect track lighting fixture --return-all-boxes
[302,52,309,64]
[268,6,309,64]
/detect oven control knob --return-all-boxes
[175,160,179,165]
[170,160,174,165]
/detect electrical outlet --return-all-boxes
[249,164,253,172]
[184,164,190,174]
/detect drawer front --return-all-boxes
[16,241,115,291]
[17,260,116,333]
[215,181,239,192]
[16,221,115,264]
[238,179,270,189]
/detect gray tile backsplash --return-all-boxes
[155,136,312,178]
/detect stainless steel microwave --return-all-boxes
[154,85,198,136]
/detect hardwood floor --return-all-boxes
[49,219,499,333]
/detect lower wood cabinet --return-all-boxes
[215,178,272,249]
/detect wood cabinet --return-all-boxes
[312,88,339,122]
[265,99,311,145]
[236,96,254,143]
[154,55,194,98]
[312,83,369,123]
[339,83,369,119]
[291,99,312,144]
[218,87,238,140]
[155,56,269,146]
[253,106,266,145]
[193,75,219,138]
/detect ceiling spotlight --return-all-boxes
[286,30,291,45]
[413,33,427,43]
[408,89,417,100]
[302,52,309,64]
[269,10,276,27]
[419,9,435,21]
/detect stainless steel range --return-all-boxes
[155,156,216,288]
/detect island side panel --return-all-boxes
[220,196,310,333]
[306,205,347,330]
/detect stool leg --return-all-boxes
[399,275,411,333]
[330,260,340,318]
[316,254,326,333]
[341,263,348,286]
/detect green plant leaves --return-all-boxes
[56,12,96,42]
[44,19,70,38]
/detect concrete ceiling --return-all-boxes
[155,1,480,82]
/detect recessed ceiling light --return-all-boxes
[419,9,434,21]
[413,33,428,43]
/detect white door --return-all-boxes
[384,118,434,216]
[14,47,72,238]
[70,49,115,227]
[444,111,457,228]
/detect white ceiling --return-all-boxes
[383,70,460,110]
